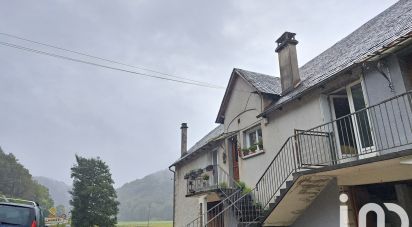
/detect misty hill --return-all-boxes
[117,169,173,221]
[34,176,71,209]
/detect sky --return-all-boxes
[0,0,398,187]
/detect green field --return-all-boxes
[117,221,172,227]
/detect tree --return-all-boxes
[70,155,119,227]
[0,147,54,212]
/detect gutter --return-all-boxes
[168,166,176,227]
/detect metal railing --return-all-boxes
[186,165,242,227]
[186,165,240,196]
[201,91,412,226]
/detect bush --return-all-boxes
[219,182,228,189]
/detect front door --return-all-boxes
[331,81,375,159]
[230,137,240,182]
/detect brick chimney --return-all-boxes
[180,123,188,157]
[275,32,300,94]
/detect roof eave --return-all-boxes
[215,69,238,124]
[169,132,230,167]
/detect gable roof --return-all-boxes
[215,68,281,123]
[259,0,412,117]
[236,69,282,95]
[170,125,224,167]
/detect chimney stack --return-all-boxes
[276,32,300,94]
[180,123,188,157]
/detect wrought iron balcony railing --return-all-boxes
[186,91,412,227]
[186,165,239,196]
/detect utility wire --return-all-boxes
[0,41,225,89]
[0,32,223,88]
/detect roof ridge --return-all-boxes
[234,68,280,79]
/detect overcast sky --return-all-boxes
[0,0,398,187]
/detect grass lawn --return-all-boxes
[117,221,172,227]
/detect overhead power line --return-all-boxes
[0,41,225,89]
[0,32,224,88]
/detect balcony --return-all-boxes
[185,165,238,196]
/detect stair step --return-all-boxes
[238,222,260,227]
[286,180,294,188]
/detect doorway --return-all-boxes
[330,81,375,159]
[229,136,239,182]
[207,201,224,227]
[349,181,412,227]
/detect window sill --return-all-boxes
[241,150,265,160]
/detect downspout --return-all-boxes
[168,166,176,227]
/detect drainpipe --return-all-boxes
[168,166,176,227]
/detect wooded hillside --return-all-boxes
[0,147,54,210]
[117,169,173,221]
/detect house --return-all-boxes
[170,0,412,226]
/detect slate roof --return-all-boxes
[260,0,412,116]
[172,0,412,167]
[235,68,282,95]
[170,125,224,167]
[215,68,282,123]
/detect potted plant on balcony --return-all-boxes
[249,145,257,154]
[219,182,228,189]
[202,174,210,187]
[205,165,214,171]
[195,168,203,176]
[257,140,263,150]
[242,148,250,156]
[184,173,190,180]
[203,174,210,181]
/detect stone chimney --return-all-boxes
[180,123,188,157]
[275,32,300,94]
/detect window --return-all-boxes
[244,126,263,149]
[0,205,33,226]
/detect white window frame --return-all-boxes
[329,79,376,160]
[244,125,263,150]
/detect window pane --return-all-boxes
[249,131,257,145]
[244,126,263,148]
[351,84,374,148]
[0,205,32,226]
[351,83,366,111]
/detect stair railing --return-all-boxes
[185,165,243,227]
[205,137,299,226]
